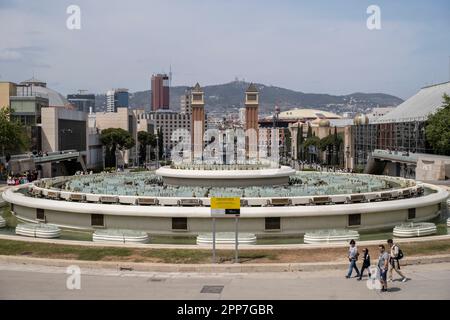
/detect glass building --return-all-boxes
[352,81,450,167]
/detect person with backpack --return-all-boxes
[346,239,360,278]
[387,239,407,282]
[357,248,371,281]
[378,244,390,292]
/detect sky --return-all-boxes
[0,0,449,99]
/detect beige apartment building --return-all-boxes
[0,81,17,109]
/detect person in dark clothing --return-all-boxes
[357,248,371,280]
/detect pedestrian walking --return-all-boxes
[357,248,371,281]
[346,239,360,278]
[378,244,389,292]
[387,239,407,282]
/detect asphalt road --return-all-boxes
[0,262,449,299]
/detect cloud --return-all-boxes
[0,48,22,61]
[0,46,46,62]
[0,0,449,98]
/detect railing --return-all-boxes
[372,149,418,164]
[26,183,423,208]
[25,171,421,208]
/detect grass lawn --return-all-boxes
[0,238,449,264]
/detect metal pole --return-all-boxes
[234,216,239,263]
[212,217,216,263]
[135,127,138,168]
[102,145,105,171]
[156,130,159,168]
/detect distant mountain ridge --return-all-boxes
[95,80,403,116]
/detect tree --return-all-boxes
[137,131,156,164]
[283,128,291,161]
[157,128,164,159]
[100,128,135,168]
[426,94,450,155]
[0,107,28,157]
[304,136,320,163]
[296,124,304,160]
[319,129,343,165]
[307,123,312,138]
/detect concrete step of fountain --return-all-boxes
[93,229,150,244]
[15,223,61,238]
[197,232,257,245]
[0,216,5,228]
[304,229,360,244]
[393,222,437,238]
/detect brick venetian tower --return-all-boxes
[245,83,259,160]
[190,83,205,161]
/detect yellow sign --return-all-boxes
[211,197,240,210]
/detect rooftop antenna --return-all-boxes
[169,65,172,87]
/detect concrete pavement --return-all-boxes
[0,261,449,299]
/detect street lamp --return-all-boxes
[345,146,350,170]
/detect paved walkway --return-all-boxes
[0,261,449,299]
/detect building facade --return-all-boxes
[180,88,192,114]
[106,88,129,113]
[67,92,96,113]
[352,82,450,168]
[151,74,170,111]
[0,81,17,109]
[138,110,201,155]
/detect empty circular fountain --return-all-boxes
[393,222,437,238]
[304,229,360,244]
[93,229,149,244]
[0,216,6,228]
[3,168,447,236]
[197,232,257,245]
[15,223,61,238]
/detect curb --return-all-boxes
[1,254,450,273]
[0,233,449,250]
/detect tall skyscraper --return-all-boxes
[106,88,129,113]
[67,91,96,113]
[115,88,129,108]
[151,74,170,111]
[106,90,115,112]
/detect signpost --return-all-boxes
[210,197,241,263]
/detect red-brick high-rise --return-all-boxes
[151,74,170,111]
